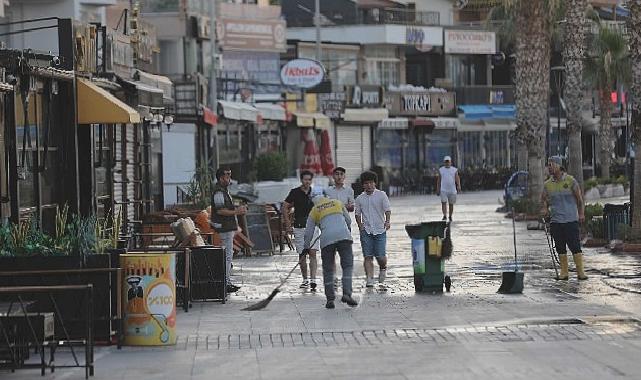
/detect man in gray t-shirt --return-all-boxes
[540,156,587,281]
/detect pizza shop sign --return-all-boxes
[280,58,325,89]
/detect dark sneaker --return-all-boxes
[442,216,447,221]
[325,300,335,309]
[310,281,317,291]
[341,295,358,307]
[226,284,240,293]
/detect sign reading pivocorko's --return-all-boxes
[280,59,325,89]
[444,30,496,54]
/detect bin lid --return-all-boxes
[405,221,448,239]
[604,203,629,212]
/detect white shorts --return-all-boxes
[293,227,320,254]
[440,192,457,204]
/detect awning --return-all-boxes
[122,79,165,108]
[293,112,331,129]
[202,106,218,126]
[379,118,408,130]
[458,105,516,120]
[256,103,287,121]
[218,100,258,122]
[77,79,140,124]
[341,108,389,123]
[410,117,436,131]
[433,117,459,130]
[134,70,173,105]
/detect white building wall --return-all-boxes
[4,0,110,52]
[162,123,197,206]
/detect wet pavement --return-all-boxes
[5,190,641,379]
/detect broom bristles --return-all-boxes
[242,289,280,311]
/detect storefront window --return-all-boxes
[458,131,482,169]
[363,45,400,87]
[94,124,113,219]
[375,129,404,168]
[425,129,456,170]
[257,122,280,154]
[484,130,511,168]
[446,55,488,87]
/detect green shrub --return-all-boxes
[586,217,604,239]
[509,198,541,215]
[585,177,599,191]
[614,175,630,188]
[598,177,613,185]
[254,152,288,181]
[585,203,604,221]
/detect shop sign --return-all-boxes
[444,30,496,55]
[384,91,456,116]
[345,85,383,108]
[280,59,325,89]
[318,92,346,120]
[216,18,286,52]
[74,22,98,73]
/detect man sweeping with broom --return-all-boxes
[303,193,358,309]
[540,156,588,281]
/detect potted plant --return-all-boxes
[584,177,601,201]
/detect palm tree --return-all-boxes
[485,0,560,203]
[514,0,555,203]
[584,25,630,180]
[563,0,588,187]
[627,0,641,232]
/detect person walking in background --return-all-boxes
[211,168,246,293]
[303,193,357,309]
[355,171,391,288]
[284,170,320,290]
[540,156,588,281]
[325,167,355,213]
[436,156,461,222]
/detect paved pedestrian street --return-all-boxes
[7,190,641,379]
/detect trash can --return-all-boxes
[405,221,450,293]
[121,253,177,346]
[603,203,630,241]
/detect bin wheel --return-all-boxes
[444,275,451,292]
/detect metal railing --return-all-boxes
[450,85,515,106]
[287,8,440,27]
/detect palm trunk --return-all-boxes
[598,90,613,179]
[563,0,587,186]
[516,128,528,170]
[515,0,551,204]
[628,1,641,231]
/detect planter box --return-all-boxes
[584,187,601,202]
[621,243,641,253]
[0,255,82,271]
[583,238,607,247]
[597,184,607,196]
[610,184,625,198]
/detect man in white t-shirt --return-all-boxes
[436,156,461,222]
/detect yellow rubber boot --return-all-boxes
[573,253,588,280]
[557,254,569,280]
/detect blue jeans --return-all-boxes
[360,231,387,257]
[321,240,354,301]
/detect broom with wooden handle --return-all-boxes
[242,234,320,311]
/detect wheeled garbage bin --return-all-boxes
[405,221,452,293]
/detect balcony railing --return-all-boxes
[287,8,439,27]
[450,85,515,106]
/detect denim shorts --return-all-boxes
[360,231,387,258]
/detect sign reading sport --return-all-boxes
[280,59,325,89]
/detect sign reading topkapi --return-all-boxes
[384,91,456,116]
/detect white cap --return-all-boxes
[443,156,452,162]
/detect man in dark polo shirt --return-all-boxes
[284,170,320,289]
